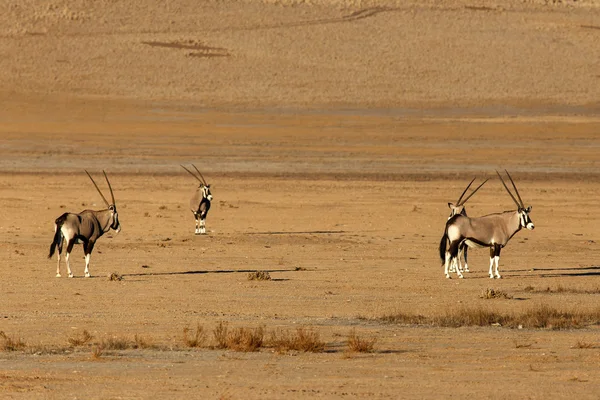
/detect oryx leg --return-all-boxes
[462,246,470,272]
[445,241,463,279]
[200,217,206,234]
[489,244,502,279]
[84,241,95,278]
[493,245,502,279]
[193,212,200,235]
[65,240,75,278]
[56,238,64,278]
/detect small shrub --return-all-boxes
[480,288,513,299]
[183,324,207,348]
[248,271,271,281]
[213,322,229,349]
[573,340,596,349]
[108,272,123,281]
[269,327,325,353]
[91,345,103,359]
[100,336,131,350]
[133,334,154,349]
[68,330,93,346]
[377,312,428,325]
[0,331,26,351]
[346,329,376,353]
[225,326,265,352]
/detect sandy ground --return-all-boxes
[1,0,600,399]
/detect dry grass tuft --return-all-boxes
[525,285,600,295]
[573,340,597,349]
[133,334,154,349]
[377,312,428,325]
[0,331,26,351]
[269,327,326,353]
[99,336,132,350]
[68,330,94,346]
[107,272,123,281]
[225,326,265,352]
[213,321,229,349]
[247,271,271,281]
[346,329,376,353]
[91,345,103,359]
[377,304,600,330]
[480,288,513,299]
[212,322,265,352]
[183,324,207,348]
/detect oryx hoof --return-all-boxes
[496,275,502,279]
[56,273,61,278]
[489,275,494,279]
[445,274,451,279]
[85,273,91,278]
[458,275,464,279]
[68,273,74,278]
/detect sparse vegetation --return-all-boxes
[346,329,376,353]
[0,331,26,351]
[573,340,596,349]
[68,330,94,346]
[480,288,513,299]
[183,324,207,348]
[522,285,600,295]
[268,327,326,353]
[212,322,264,352]
[376,304,600,330]
[213,321,229,349]
[99,336,132,350]
[247,271,271,281]
[108,272,123,281]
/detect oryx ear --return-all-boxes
[526,206,532,212]
[448,202,454,209]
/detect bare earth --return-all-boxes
[1,1,600,399]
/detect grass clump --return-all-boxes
[0,331,26,351]
[68,330,94,346]
[269,327,325,353]
[183,324,207,348]
[107,272,123,281]
[212,322,265,352]
[346,329,376,353]
[247,271,271,281]
[376,304,600,330]
[480,288,513,299]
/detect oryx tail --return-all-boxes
[439,231,448,264]
[48,213,68,258]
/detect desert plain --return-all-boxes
[1,0,600,399]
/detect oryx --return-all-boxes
[181,164,213,235]
[439,170,534,279]
[446,177,488,274]
[48,170,121,278]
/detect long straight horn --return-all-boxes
[459,178,489,206]
[495,170,521,208]
[103,170,116,205]
[85,170,110,207]
[504,169,524,208]
[192,164,208,186]
[456,177,476,205]
[181,165,203,183]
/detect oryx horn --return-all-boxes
[192,164,208,186]
[456,178,476,205]
[181,165,203,183]
[495,170,521,208]
[504,169,524,208]
[103,170,115,205]
[458,178,489,206]
[85,170,110,207]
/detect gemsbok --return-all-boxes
[446,177,488,274]
[48,171,121,278]
[439,170,534,279]
[181,164,213,235]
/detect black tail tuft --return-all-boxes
[439,232,448,265]
[48,213,67,259]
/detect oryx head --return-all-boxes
[181,164,212,201]
[448,177,488,219]
[496,170,534,230]
[85,170,122,233]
